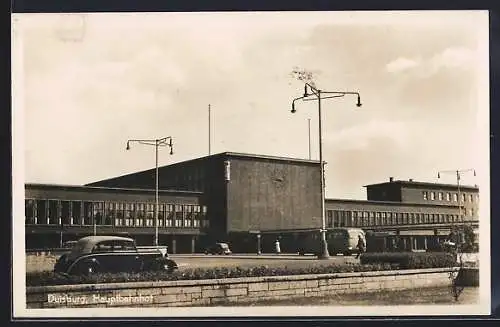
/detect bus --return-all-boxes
[297,228,366,256]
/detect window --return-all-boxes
[61,201,71,226]
[202,206,208,228]
[25,199,36,224]
[453,193,458,202]
[146,203,154,227]
[93,202,104,225]
[469,194,474,202]
[369,212,375,226]
[409,213,415,225]
[175,204,183,227]
[92,241,113,253]
[125,203,134,226]
[136,203,145,227]
[158,204,165,227]
[327,211,334,228]
[113,241,136,251]
[471,208,474,217]
[438,192,443,201]
[351,211,358,227]
[104,202,114,225]
[424,214,429,224]
[430,192,435,200]
[423,192,428,200]
[166,204,174,227]
[403,213,409,224]
[83,202,93,225]
[333,211,341,227]
[462,194,466,202]
[381,212,387,226]
[375,212,381,226]
[185,205,193,227]
[446,193,451,201]
[48,200,59,225]
[363,211,369,227]
[193,205,201,227]
[72,201,82,225]
[416,213,422,224]
[115,203,124,226]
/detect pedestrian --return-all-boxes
[275,239,281,254]
[355,235,366,259]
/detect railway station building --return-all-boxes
[24,152,480,253]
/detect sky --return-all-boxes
[12,11,489,200]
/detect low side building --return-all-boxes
[25,183,207,253]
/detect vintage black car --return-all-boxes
[204,242,232,255]
[54,236,178,275]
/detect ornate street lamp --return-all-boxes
[291,83,362,259]
[126,137,174,246]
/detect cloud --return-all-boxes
[386,46,476,76]
[386,57,420,73]
[326,120,413,150]
[429,46,475,70]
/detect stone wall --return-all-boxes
[26,268,458,308]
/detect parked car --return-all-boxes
[204,242,232,255]
[54,236,178,276]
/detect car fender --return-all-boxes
[67,255,101,275]
[146,257,178,272]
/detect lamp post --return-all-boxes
[126,137,174,247]
[291,83,362,259]
[437,169,476,245]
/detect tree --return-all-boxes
[448,225,477,253]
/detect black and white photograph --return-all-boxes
[11,11,490,317]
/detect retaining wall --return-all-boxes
[26,268,459,308]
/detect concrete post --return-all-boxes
[257,234,262,255]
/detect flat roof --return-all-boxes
[325,197,461,209]
[363,179,479,191]
[25,183,202,195]
[86,151,320,186]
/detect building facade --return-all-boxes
[325,178,479,252]
[25,184,207,252]
[24,152,480,254]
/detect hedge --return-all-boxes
[26,258,450,287]
[359,252,457,269]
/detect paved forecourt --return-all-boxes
[26,253,358,273]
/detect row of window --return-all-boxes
[25,199,209,228]
[326,209,476,228]
[423,191,478,203]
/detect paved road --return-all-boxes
[26,253,359,273]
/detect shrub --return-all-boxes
[359,252,456,269]
[26,260,447,287]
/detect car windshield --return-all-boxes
[219,243,229,249]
